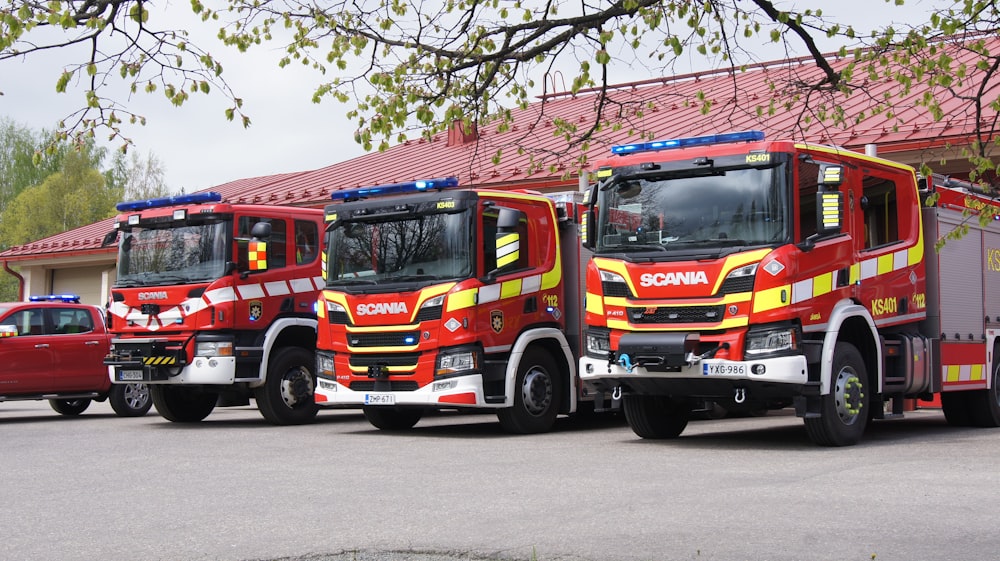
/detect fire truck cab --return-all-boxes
[314,178,588,433]
[579,131,1000,446]
[104,192,325,424]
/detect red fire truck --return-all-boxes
[578,130,1000,446]
[103,192,325,424]
[313,178,590,433]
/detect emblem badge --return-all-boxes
[490,310,504,334]
[249,300,263,321]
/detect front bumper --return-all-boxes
[108,357,237,385]
[579,354,808,388]
[314,372,505,409]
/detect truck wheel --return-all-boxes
[109,383,152,417]
[363,406,423,430]
[968,362,1000,427]
[254,347,318,425]
[151,386,217,422]
[497,347,560,434]
[49,398,91,416]
[622,394,689,439]
[804,342,869,446]
[941,391,973,426]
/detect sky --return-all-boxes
[1,1,932,194]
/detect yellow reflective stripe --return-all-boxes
[586,291,604,315]
[945,364,986,382]
[347,344,418,353]
[144,357,176,365]
[496,233,520,268]
[500,278,522,299]
[447,289,477,312]
[753,285,790,313]
[813,272,834,297]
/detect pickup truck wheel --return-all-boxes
[622,394,689,439]
[151,386,217,422]
[363,406,423,430]
[49,398,91,416]
[804,342,869,446]
[109,383,152,417]
[497,347,560,434]
[254,347,318,425]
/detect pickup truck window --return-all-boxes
[0,308,45,336]
[53,309,95,334]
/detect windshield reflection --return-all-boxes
[116,222,229,286]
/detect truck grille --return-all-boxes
[628,305,724,324]
[349,353,420,368]
[348,332,419,347]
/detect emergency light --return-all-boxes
[330,177,460,201]
[30,294,81,303]
[116,191,223,212]
[611,130,765,155]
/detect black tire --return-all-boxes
[49,398,91,416]
[622,394,690,439]
[254,347,318,425]
[363,406,423,430]
[151,385,217,423]
[497,347,561,434]
[804,342,869,446]
[967,361,1000,427]
[109,383,152,417]
[941,391,974,427]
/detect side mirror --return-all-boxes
[815,190,843,236]
[490,207,525,277]
[0,325,18,338]
[101,230,119,247]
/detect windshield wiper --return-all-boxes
[605,244,668,253]
[328,278,379,286]
[388,274,442,282]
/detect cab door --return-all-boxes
[50,306,109,392]
[0,307,56,393]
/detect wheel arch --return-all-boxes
[820,300,880,395]
[504,327,577,414]
[251,317,317,388]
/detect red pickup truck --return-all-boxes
[0,295,151,417]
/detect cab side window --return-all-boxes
[482,209,530,274]
[52,309,94,335]
[861,174,900,249]
[0,309,45,336]
[294,220,319,265]
[238,216,288,269]
[797,160,820,242]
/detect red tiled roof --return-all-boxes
[5,34,997,262]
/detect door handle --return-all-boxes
[34,343,49,348]
[85,341,100,346]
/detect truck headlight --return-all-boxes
[316,352,335,377]
[436,347,480,378]
[196,341,233,357]
[745,325,798,357]
[586,331,611,357]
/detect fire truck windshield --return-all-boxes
[596,164,789,254]
[115,222,230,286]
[326,210,473,288]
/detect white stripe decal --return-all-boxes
[479,284,501,304]
[265,281,291,296]
[237,284,266,299]
[290,278,314,293]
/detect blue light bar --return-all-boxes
[611,130,766,155]
[116,191,223,212]
[30,294,81,303]
[330,177,460,201]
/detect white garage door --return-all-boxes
[51,265,112,306]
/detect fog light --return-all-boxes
[751,364,767,375]
[432,380,458,392]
